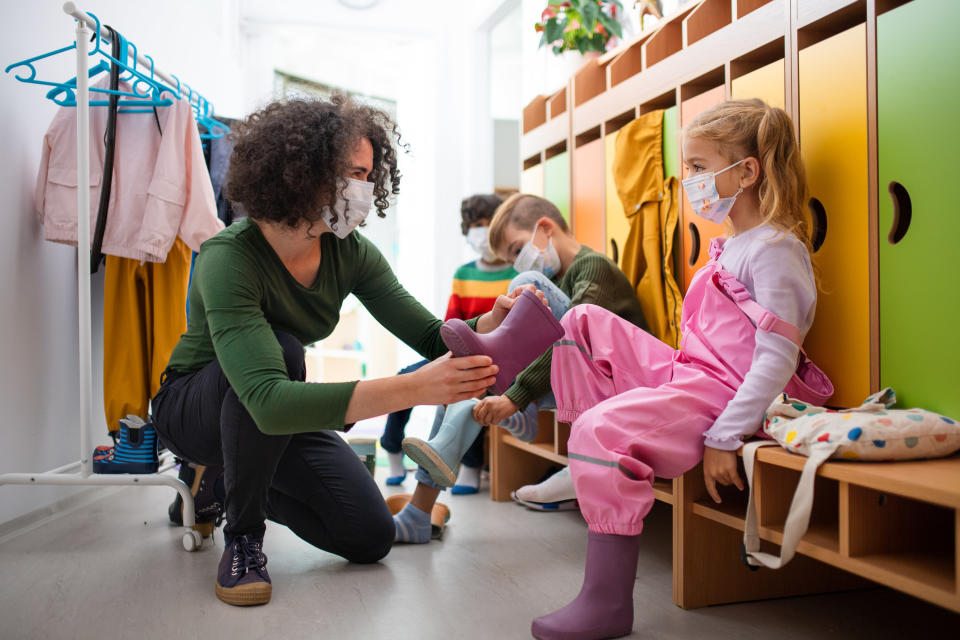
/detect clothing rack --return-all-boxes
[0,2,206,552]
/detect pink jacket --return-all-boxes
[34,78,223,262]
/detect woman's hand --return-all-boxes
[476,285,550,334]
[702,446,743,504]
[473,395,520,425]
[408,353,498,406]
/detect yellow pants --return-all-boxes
[103,238,191,431]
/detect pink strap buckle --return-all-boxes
[713,270,751,301]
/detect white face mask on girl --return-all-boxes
[466,226,498,263]
[513,224,561,278]
[321,178,375,239]
[681,159,744,224]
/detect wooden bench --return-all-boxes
[489,410,960,613]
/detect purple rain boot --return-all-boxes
[440,287,564,395]
[531,531,641,640]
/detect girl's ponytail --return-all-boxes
[756,106,813,254]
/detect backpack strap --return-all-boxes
[742,440,840,569]
[712,269,802,346]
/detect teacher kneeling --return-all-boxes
[153,95,512,607]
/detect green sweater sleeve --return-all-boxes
[196,245,357,435]
[503,252,622,410]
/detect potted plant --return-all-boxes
[535,0,624,55]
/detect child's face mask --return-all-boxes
[681,159,744,224]
[466,226,497,262]
[322,178,374,238]
[513,224,561,278]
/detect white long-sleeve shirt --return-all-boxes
[702,224,817,450]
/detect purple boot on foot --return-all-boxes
[440,288,563,395]
[531,531,641,640]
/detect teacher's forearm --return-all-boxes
[344,375,419,425]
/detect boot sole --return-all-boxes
[215,581,272,606]
[401,437,457,488]
[511,491,579,512]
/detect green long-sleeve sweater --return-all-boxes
[503,245,648,410]
[166,218,468,434]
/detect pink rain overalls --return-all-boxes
[551,239,814,536]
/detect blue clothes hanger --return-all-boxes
[5,11,174,110]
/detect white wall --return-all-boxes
[0,0,242,525]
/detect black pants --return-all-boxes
[152,331,394,563]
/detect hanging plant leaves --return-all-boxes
[544,16,566,46]
[580,1,599,32]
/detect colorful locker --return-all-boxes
[521,162,544,197]
[543,151,570,222]
[679,86,726,292]
[573,138,604,251]
[799,24,870,408]
[731,59,785,110]
[604,133,630,262]
[878,0,960,417]
[663,106,679,180]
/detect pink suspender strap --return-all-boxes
[711,269,802,347]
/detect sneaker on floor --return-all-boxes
[511,466,578,512]
[168,462,225,538]
[216,534,271,606]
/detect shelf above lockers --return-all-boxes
[643,3,700,69]
[522,95,547,134]
[547,86,567,119]
[683,0,733,47]
[735,0,776,19]
[569,0,787,143]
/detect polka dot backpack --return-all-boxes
[741,388,960,569]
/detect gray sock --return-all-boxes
[498,401,539,442]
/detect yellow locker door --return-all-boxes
[679,86,727,292]
[604,133,630,263]
[731,59,785,109]
[799,25,870,407]
[521,163,544,196]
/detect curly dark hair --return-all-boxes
[459,194,504,235]
[225,94,403,229]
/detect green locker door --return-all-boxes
[878,0,960,417]
[544,151,570,223]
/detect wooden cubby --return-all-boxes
[683,0,732,47]
[509,0,960,615]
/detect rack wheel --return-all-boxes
[182,529,202,552]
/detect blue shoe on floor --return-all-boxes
[92,416,159,474]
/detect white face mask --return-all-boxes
[681,159,744,224]
[321,178,375,239]
[513,225,561,278]
[466,226,497,263]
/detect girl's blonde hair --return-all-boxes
[683,98,812,254]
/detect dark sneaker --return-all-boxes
[215,534,271,606]
[168,463,225,538]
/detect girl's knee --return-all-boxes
[342,507,395,563]
[274,331,306,381]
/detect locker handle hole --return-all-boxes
[808,197,827,253]
[888,181,912,245]
[610,238,619,265]
[687,222,701,267]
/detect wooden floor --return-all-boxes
[1,476,957,639]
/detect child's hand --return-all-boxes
[477,285,550,333]
[702,446,743,504]
[473,395,520,425]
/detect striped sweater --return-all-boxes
[444,261,518,321]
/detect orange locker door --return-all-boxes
[573,138,604,252]
[731,58,785,109]
[679,86,726,292]
[604,133,630,263]
[521,163,544,197]
[799,25,870,407]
